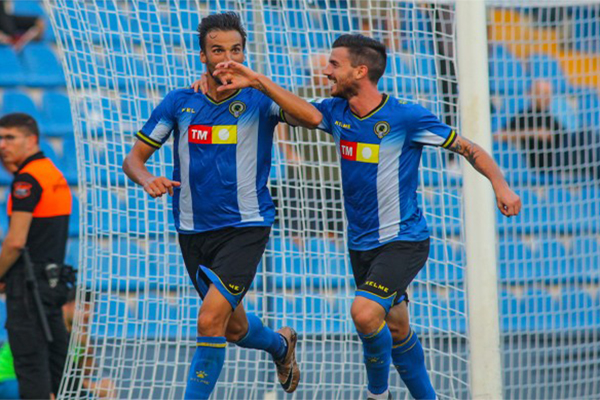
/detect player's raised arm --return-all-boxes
[122,141,180,198]
[212,60,322,128]
[447,135,522,217]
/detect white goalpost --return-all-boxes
[42,0,600,399]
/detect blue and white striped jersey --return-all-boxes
[137,88,282,233]
[312,95,457,251]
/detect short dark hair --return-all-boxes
[0,113,40,137]
[332,34,387,84]
[197,12,247,53]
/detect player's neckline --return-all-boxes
[205,89,242,105]
[350,94,389,121]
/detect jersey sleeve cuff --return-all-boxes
[441,130,457,149]
[135,131,162,149]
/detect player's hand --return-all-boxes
[191,72,209,94]
[142,176,180,198]
[495,185,521,217]
[212,61,260,92]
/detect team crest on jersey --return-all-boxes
[13,182,32,199]
[229,101,246,118]
[373,121,391,139]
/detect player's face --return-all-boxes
[0,127,36,167]
[323,47,359,99]
[200,29,245,85]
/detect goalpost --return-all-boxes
[42,0,600,399]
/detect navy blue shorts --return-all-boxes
[179,227,271,310]
[350,238,430,313]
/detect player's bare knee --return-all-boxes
[351,304,383,334]
[225,318,248,342]
[197,310,228,337]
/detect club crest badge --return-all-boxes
[229,101,246,118]
[373,121,391,139]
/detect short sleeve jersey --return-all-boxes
[312,95,457,251]
[137,88,283,233]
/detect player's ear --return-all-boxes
[200,50,207,64]
[355,65,369,80]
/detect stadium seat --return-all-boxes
[557,288,596,329]
[0,46,26,86]
[0,299,7,342]
[39,140,59,165]
[528,54,569,93]
[306,237,349,289]
[271,294,327,335]
[499,290,522,331]
[134,294,179,338]
[1,90,41,122]
[60,136,78,185]
[498,239,534,284]
[410,290,443,333]
[577,88,600,129]
[91,294,132,338]
[68,195,80,237]
[12,0,44,16]
[488,45,529,96]
[570,236,600,283]
[264,237,303,289]
[532,238,569,283]
[571,6,600,53]
[0,167,12,186]
[41,91,74,137]
[20,43,66,87]
[519,288,558,331]
[65,238,80,268]
[0,198,8,239]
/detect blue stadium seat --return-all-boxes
[411,290,443,333]
[0,46,26,86]
[1,90,40,121]
[532,238,569,283]
[557,288,596,329]
[520,288,558,331]
[65,238,80,267]
[60,137,78,185]
[0,196,8,239]
[12,0,44,16]
[68,195,79,236]
[570,236,600,283]
[20,43,66,87]
[41,91,74,137]
[577,88,600,129]
[134,294,179,338]
[39,140,59,165]
[306,237,349,289]
[498,239,534,284]
[91,294,131,338]
[488,45,529,96]
[271,294,327,335]
[500,290,522,331]
[571,7,600,53]
[0,167,12,186]
[264,237,303,289]
[528,54,569,93]
[0,299,7,342]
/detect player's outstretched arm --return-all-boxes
[212,61,322,128]
[447,135,522,217]
[122,141,180,198]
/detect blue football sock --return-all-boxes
[358,322,392,395]
[184,336,227,400]
[234,313,287,361]
[392,328,436,400]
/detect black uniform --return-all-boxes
[4,152,72,399]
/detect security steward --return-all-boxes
[0,113,74,399]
